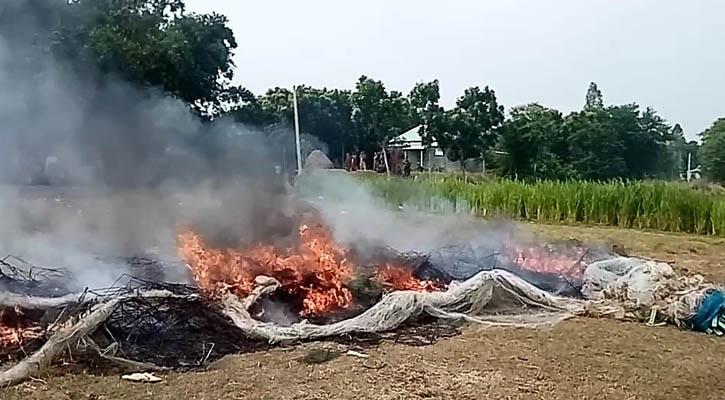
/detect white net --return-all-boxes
[219,256,724,343]
[221,269,585,344]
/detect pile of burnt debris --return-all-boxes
[0,257,263,370]
[0,242,594,386]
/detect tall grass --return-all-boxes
[360,175,725,237]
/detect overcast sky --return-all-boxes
[186,0,724,140]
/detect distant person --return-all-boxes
[344,153,352,171]
[350,153,359,171]
[375,151,387,173]
[403,159,411,177]
[359,151,367,171]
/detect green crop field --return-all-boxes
[360,174,725,237]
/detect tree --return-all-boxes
[700,119,725,183]
[497,104,574,179]
[432,86,504,171]
[619,105,673,179]
[667,124,701,178]
[564,109,627,180]
[584,82,604,110]
[563,104,674,180]
[351,76,412,155]
[228,89,279,128]
[229,86,358,165]
[82,2,241,115]
[291,87,357,164]
[6,0,243,116]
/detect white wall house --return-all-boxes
[387,125,461,171]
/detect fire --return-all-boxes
[506,245,586,281]
[178,221,354,316]
[0,326,41,348]
[0,308,42,349]
[376,264,444,292]
[177,219,446,316]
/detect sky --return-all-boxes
[186,0,725,141]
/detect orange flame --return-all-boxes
[0,308,42,349]
[376,264,444,292]
[178,221,354,316]
[0,326,41,348]
[507,245,585,280]
[178,220,447,316]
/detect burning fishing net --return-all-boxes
[0,215,721,387]
[177,219,444,319]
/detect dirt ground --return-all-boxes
[3,224,725,400]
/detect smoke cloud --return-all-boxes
[297,172,530,259]
[0,1,592,296]
[0,1,294,290]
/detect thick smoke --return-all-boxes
[0,1,593,296]
[0,1,293,290]
[297,172,530,259]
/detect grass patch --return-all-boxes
[359,175,725,237]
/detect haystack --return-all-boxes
[305,150,333,171]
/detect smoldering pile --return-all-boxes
[0,220,602,387]
[2,210,721,388]
[0,176,717,387]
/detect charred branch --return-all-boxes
[0,290,197,386]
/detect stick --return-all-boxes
[84,337,167,373]
[0,290,190,387]
[0,296,123,386]
[0,292,96,310]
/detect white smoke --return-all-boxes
[0,2,293,291]
[297,172,531,256]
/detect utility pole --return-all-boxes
[293,85,303,175]
[686,152,701,182]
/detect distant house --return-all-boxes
[387,125,460,171]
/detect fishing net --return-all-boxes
[220,269,586,344]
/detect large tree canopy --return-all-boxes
[2,0,242,116]
[351,76,413,153]
[229,86,357,163]
[431,86,505,167]
[498,104,574,179]
[497,83,678,181]
[562,105,673,180]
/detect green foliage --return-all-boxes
[666,123,699,179]
[361,176,725,237]
[432,86,505,166]
[230,86,358,163]
[83,2,240,115]
[408,80,444,145]
[584,82,604,110]
[4,4,710,182]
[700,119,725,183]
[351,76,413,151]
[497,104,574,180]
[556,104,675,180]
[7,0,241,116]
